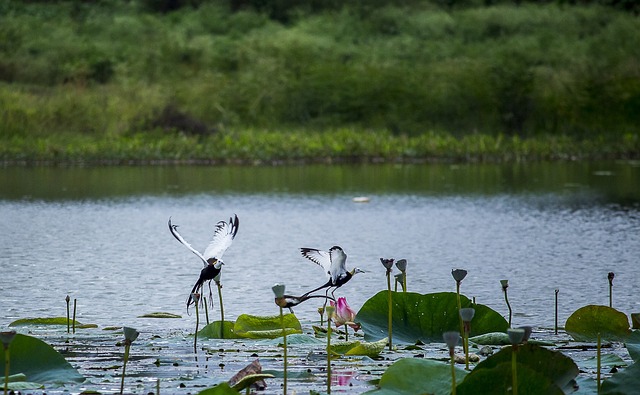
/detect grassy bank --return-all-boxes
[1,1,639,164]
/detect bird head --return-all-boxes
[350,268,365,276]
[213,259,224,269]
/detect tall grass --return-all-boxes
[0,1,638,163]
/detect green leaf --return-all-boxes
[624,330,640,363]
[198,321,238,339]
[233,314,302,339]
[196,381,239,394]
[565,305,631,342]
[362,358,468,395]
[457,361,564,395]
[357,291,508,343]
[0,333,84,383]
[230,373,274,392]
[138,312,182,318]
[578,353,628,369]
[9,317,96,328]
[601,361,640,395]
[470,332,510,345]
[466,344,578,390]
[329,338,387,357]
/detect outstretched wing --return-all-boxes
[168,217,208,267]
[300,247,332,280]
[328,246,347,284]
[202,214,239,264]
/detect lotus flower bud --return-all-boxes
[380,258,394,270]
[271,283,286,299]
[451,269,467,283]
[500,279,509,291]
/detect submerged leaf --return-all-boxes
[625,330,640,363]
[363,358,467,395]
[358,291,508,343]
[138,312,182,318]
[565,305,630,342]
[601,361,640,394]
[9,317,95,328]
[0,333,84,383]
[234,314,302,339]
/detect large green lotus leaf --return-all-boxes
[0,333,84,383]
[457,361,564,395]
[362,358,468,395]
[624,330,640,363]
[330,338,387,357]
[565,305,630,342]
[357,291,508,343]
[198,321,239,339]
[233,314,302,339]
[470,343,578,389]
[600,361,640,395]
[9,317,96,329]
[196,381,240,394]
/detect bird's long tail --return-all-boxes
[186,278,204,313]
[301,280,332,298]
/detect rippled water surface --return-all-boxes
[2,161,639,332]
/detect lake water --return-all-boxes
[1,161,640,334]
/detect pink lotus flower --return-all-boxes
[331,297,360,331]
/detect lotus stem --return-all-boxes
[72,298,77,334]
[3,346,9,395]
[318,307,324,326]
[608,272,614,308]
[203,297,210,326]
[344,324,348,342]
[554,289,559,335]
[597,332,601,394]
[511,345,518,395]
[443,332,459,395]
[280,305,288,395]
[120,341,131,395]
[326,305,335,394]
[394,277,398,292]
[386,270,393,351]
[66,295,70,334]
[450,347,456,395]
[217,281,224,339]
[456,283,465,354]
[157,378,160,395]
[403,271,407,294]
[501,280,512,328]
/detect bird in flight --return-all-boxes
[168,214,239,311]
[300,246,364,300]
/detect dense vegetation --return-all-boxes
[1,0,639,164]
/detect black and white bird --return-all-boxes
[300,246,364,299]
[168,214,239,310]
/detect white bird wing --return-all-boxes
[300,247,332,280]
[202,214,239,265]
[328,246,347,284]
[168,218,208,267]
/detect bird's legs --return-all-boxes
[206,281,214,308]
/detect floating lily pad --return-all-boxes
[457,361,564,395]
[578,353,627,369]
[461,343,578,392]
[625,330,640,363]
[330,338,388,357]
[470,332,554,346]
[0,333,84,383]
[565,305,631,342]
[198,321,238,339]
[233,314,302,339]
[9,317,96,328]
[138,312,182,318]
[196,382,239,394]
[363,358,468,395]
[357,291,508,343]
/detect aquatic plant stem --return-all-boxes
[66,295,70,334]
[119,341,131,395]
[280,306,288,395]
[72,298,77,334]
[503,288,512,327]
[217,281,224,339]
[403,271,407,294]
[3,345,9,395]
[326,313,332,394]
[203,297,210,326]
[511,345,518,395]
[464,325,470,370]
[450,347,456,395]
[194,301,200,353]
[387,270,393,351]
[555,289,559,335]
[597,332,601,394]
[344,324,348,341]
[456,283,465,354]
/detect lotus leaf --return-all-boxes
[230,373,274,391]
[138,312,182,318]
[470,332,554,346]
[196,381,240,394]
[457,361,564,395]
[330,338,387,357]
[198,321,238,339]
[625,330,640,363]
[233,314,302,339]
[565,305,630,342]
[363,358,468,395]
[600,361,640,394]
[357,291,508,343]
[9,317,96,328]
[578,353,627,369]
[466,343,578,390]
[0,333,84,383]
